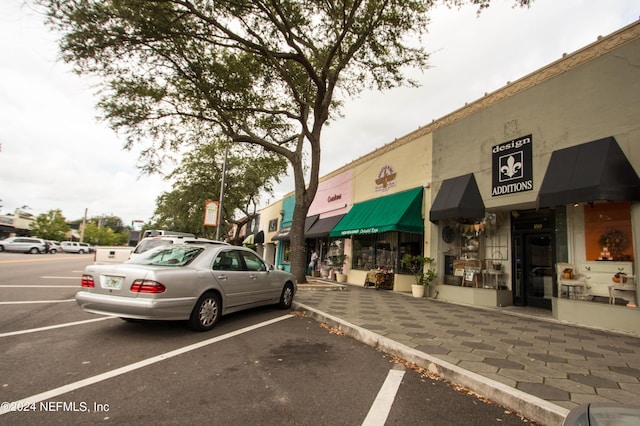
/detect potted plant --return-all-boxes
[402,254,437,297]
[329,254,348,282]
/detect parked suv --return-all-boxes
[0,237,46,254]
[61,241,92,254]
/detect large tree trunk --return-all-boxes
[289,200,311,284]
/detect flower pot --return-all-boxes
[411,284,425,298]
[336,273,347,283]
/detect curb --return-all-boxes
[293,301,570,426]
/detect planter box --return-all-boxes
[434,284,512,307]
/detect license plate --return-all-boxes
[102,276,124,290]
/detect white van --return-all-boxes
[61,242,91,254]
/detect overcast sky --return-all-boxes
[0,1,638,226]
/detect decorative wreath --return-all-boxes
[598,229,629,261]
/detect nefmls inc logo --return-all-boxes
[492,135,533,196]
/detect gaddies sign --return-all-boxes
[492,134,533,196]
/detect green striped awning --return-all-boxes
[329,187,424,237]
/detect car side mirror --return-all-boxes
[267,264,275,271]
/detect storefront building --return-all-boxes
[258,21,640,334]
[329,130,433,292]
[426,21,640,334]
[257,198,283,268]
[305,170,352,279]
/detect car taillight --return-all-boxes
[81,275,95,288]
[130,280,166,293]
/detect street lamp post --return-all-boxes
[215,146,228,241]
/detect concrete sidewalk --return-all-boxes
[293,281,640,425]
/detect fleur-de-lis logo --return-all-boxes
[500,155,522,179]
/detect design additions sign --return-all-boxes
[492,135,533,197]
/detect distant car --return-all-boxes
[61,241,91,254]
[0,237,46,254]
[128,236,228,261]
[46,240,62,254]
[76,244,296,331]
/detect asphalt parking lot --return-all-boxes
[0,253,533,425]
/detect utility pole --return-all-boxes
[80,208,87,242]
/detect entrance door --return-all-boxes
[512,209,555,309]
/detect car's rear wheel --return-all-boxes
[189,292,221,331]
[278,283,294,309]
[78,249,85,254]
[29,247,39,254]
[49,248,57,254]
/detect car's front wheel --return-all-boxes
[49,248,57,254]
[278,283,294,309]
[29,247,39,254]
[189,292,221,331]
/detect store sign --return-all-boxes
[327,193,342,203]
[339,227,379,236]
[203,200,219,226]
[375,165,397,191]
[491,135,533,196]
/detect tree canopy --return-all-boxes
[30,209,70,241]
[41,0,531,282]
[150,141,287,238]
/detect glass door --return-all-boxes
[513,232,553,309]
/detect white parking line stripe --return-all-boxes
[0,314,294,415]
[0,299,75,305]
[361,368,406,426]
[0,285,79,288]
[42,277,81,280]
[0,317,116,338]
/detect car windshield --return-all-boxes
[128,246,203,266]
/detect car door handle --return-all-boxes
[249,274,258,280]
[217,274,228,280]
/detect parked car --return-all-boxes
[128,235,228,261]
[61,241,91,254]
[46,240,62,254]
[76,244,296,331]
[0,237,46,254]
[563,403,640,425]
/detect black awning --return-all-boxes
[429,173,485,222]
[536,137,640,208]
[271,215,319,241]
[305,214,346,239]
[271,227,290,241]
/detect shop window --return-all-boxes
[352,232,421,272]
[584,201,634,261]
[281,240,291,264]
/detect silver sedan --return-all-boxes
[76,244,297,331]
